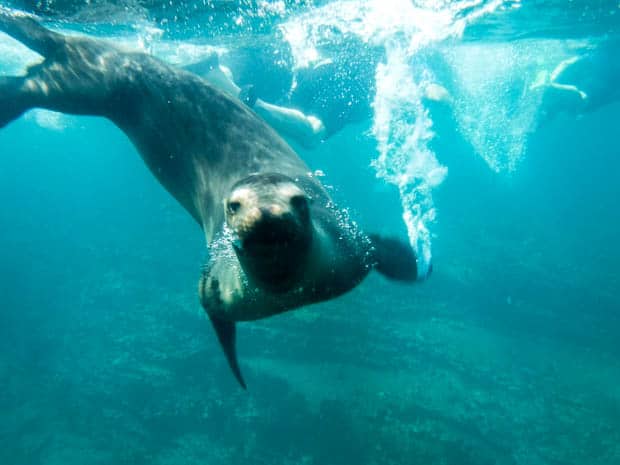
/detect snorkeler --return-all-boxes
[184,34,382,149]
[186,34,450,149]
[185,52,327,148]
[530,37,620,123]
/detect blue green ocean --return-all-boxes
[0,1,619,464]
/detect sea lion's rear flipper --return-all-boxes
[0,10,64,57]
[208,315,247,389]
[369,234,432,282]
[0,12,66,128]
[0,11,121,126]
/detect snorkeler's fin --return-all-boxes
[369,234,431,282]
[208,315,247,389]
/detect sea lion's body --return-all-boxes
[199,173,373,322]
[0,11,424,388]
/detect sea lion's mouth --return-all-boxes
[233,235,310,293]
[229,212,313,292]
[232,216,300,255]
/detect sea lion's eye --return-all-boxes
[227,201,241,215]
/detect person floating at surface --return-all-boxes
[530,37,620,123]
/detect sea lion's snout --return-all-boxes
[224,173,314,290]
[225,177,311,252]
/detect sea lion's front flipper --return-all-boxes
[0,76,30,128]
[208,315,247,389]
[369,234,431,282]
[0,10,64,56]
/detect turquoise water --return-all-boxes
[1,1,619,464]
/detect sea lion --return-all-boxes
[0,11,429,388]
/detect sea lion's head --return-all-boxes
[225,173,313,292]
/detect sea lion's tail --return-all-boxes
[369,234,432,282]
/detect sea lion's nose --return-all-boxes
[262,204,284,217]
[253,206,291,230]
